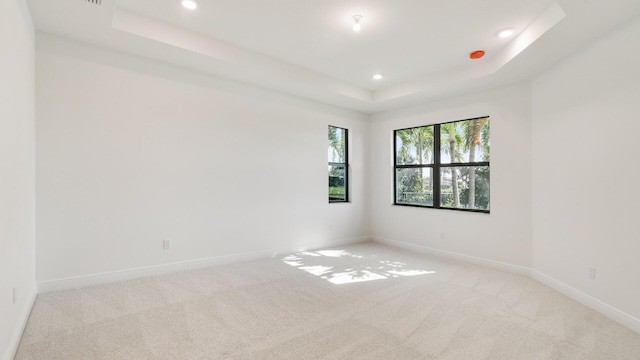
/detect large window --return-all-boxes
[394,116,490,212]
[329,126,348,202]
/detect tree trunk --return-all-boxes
[468,141,476,209]
[450,140,460,207]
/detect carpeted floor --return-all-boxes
[14,243,640,359]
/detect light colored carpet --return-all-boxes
[15,242,640,359]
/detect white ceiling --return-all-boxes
[26,0,640,113]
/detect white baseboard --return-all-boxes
[372,236,532,276]
[3,284,37,360]
[37,250,273,293]
[37,236,371,293]
[532,270,640,334]
[372,236,640,335]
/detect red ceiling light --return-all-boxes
[469,50,485,60]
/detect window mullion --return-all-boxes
[433,125,441,208]
[344,128,349,203]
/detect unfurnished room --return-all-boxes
[2,0,640,359]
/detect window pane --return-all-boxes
[329,165,346,202]
[395,168,433,206]
[328,126,346,163]
[440,166,490,210]
[440,118,490,164]
[395,126,434,165]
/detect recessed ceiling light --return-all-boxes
[352,15,363,32]
[372,74,383,80]
[181,0,198,10]
[497,28,514,38]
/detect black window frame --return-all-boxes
[328,126,349,203]
[393,116,490,213]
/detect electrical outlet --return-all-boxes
[440,232,446,240]
[588,267,596,280]
[12,288,17,305]
[163,240,171,250]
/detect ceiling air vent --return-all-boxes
[83,0,102,5]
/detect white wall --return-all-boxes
[0,0,37,359]
[532,16,640,322]
[370,83,533,270]
[35,35,370,286]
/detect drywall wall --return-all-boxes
[532,16,640,323]
[35,34,370,286]
[369,83,533,270]
[0,0,37,359]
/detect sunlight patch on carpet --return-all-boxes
[282,249,435,285]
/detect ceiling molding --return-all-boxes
[112,8,374,104]
[111,3,565,111]
[26,0,640,113]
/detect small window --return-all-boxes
[394,117,490,212]
[329,126,348,202]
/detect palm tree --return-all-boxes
[441,123,464,207]
[463,117,489,209]
[397,126,434,165]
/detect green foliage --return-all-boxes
[481,121,490,161]
[454,167,490,210]
[329,186,346,201]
